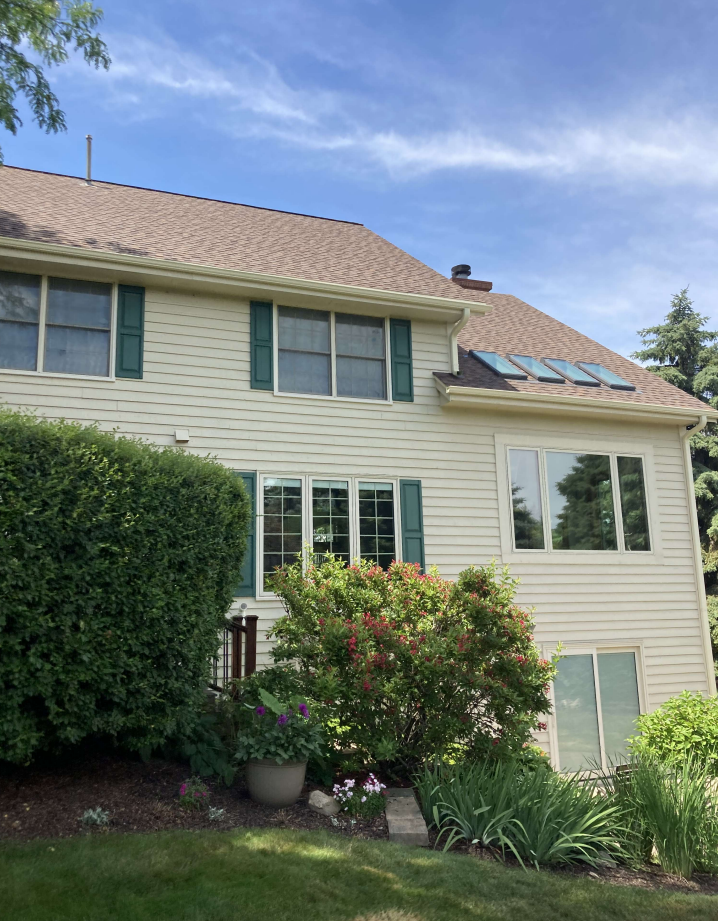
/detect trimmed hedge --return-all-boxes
[0,409,250,764]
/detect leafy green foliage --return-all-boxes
[178,777,210,811]
[633,288,718,593]
[167,712,236,786]
[332,774,386,818]
[629,691,718,773]
[611,757,718,878]
[0,408,250,764]
[265,555,555,775]
[415,759,623,868]
[234,690,324,765]
[0,1,110,161]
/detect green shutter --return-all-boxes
[234,472,256,597]
[400,479,425,572]
[251,301,274,390]
[115,285,145,379]
[390,318,413,402]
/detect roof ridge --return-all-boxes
[0,164,364,226]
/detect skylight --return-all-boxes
[508,354,565,383]
[542,358,601,387]
[470,351,528,380]
[576,362,636,391]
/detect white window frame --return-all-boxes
[495,432,662,564]
[544,643,647,773]
[272,304,393,405]
[256,473,402,597]
[0,271,118,381]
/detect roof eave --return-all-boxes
[0,235,493,320]
[434,377,718,425]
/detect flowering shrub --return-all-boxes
[235,689,324,765]
[179,776,210,810]
[267,556,555,774]
[333,774,387,818]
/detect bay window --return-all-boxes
[508,447,651,553]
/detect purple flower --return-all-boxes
[179,784,187,796]
[277,713,288,726]
[255,706,266,716]
[298,703,309,718]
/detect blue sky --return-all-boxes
[4,0,718,355]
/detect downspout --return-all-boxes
[448,307,471,375]
[680,414,717,695]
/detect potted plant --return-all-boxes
[235,689,323,807]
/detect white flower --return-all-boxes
[361,796,367,802]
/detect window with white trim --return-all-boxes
[0,270,113,377]
[508,448,651,552]
[552,649,642,772]
[277,306,388,401]
[260,475,399,591]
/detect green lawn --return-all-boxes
[0,828,716,921]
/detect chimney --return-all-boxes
[450,263,493,292]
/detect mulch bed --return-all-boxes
[3,750,718,897]
[0,748,386,843]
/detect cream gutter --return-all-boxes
[680,414,717,695]
[448,307,471,375]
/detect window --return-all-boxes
[470,350,528,380]
[262,478,302,589]
[277,306,388,400]
[0,270,113,377]
[576,362,636,391]
[508,354,565,383]
[358,482,396,569]
[553,650,641,771]
[260,475,399,591]
[0,270,41,370]
[508,448,651,553]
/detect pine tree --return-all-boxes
[633,289,718,662]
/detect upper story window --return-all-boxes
[0,270,113,377]
[277,305,388,401]
[508,447,651,553]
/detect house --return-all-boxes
[1,165,715,772]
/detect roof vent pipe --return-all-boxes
[85,134,92,184]
[451,264,471,279]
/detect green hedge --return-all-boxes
[0,409,250,764]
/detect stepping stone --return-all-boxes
[385,788,429,847]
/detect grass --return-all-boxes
[1,828,717,921]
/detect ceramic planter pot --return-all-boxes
[245,758,308,807]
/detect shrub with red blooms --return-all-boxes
[267,556,555,774]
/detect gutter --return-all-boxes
[448,307,471,375]
[680,415,717,695]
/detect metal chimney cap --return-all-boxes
[451,264,471,279]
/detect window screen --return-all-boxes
[547,452,617,550]
[509,449,545,549]
[358,482,396,569]
[542,358,601,387]
[470,351,528,380]
[44,278,112,376]
[597,652,641,764]
[0,270,41,371]
[577,362,636,391]
[336,314,386,399]
[263,478,302,589]
[312,480,350,563]
[278,306,331,395]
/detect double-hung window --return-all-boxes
[0,270,113,377]
[277,306,388,400]
[552,648,642,771]
[260,475,399,591]
[508,448,651,553]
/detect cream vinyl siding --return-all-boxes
[0,283,712,761]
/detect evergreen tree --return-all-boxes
[633,289,718,662]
